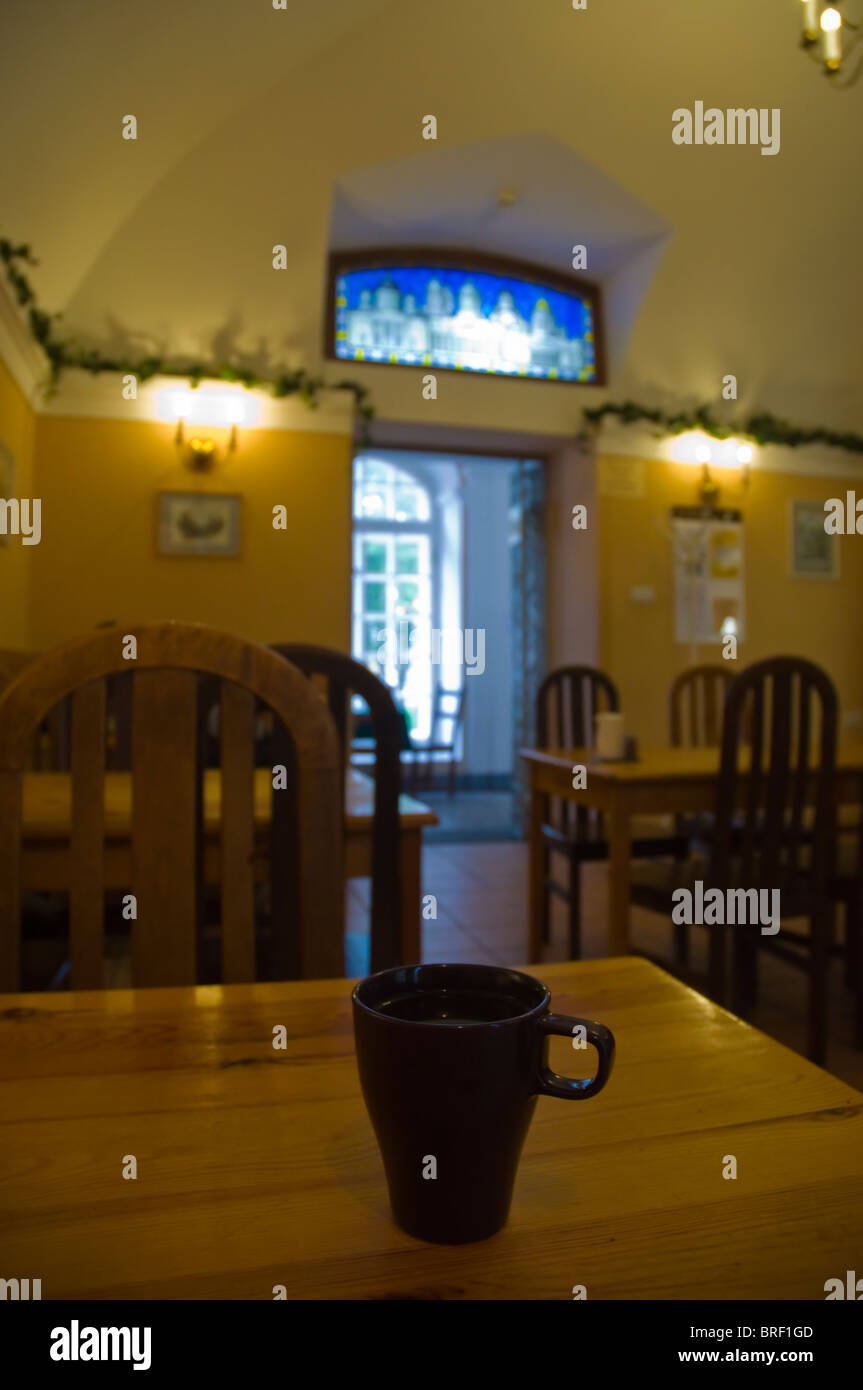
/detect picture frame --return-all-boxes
[157,491,241,558]
[789,498,839,579]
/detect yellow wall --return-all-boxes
[599,455,863,745]
[0,356,36,649]
[29,415,353,651]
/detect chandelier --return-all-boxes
[799,4,863,84]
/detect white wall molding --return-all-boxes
[594,420,863,481]
[36,371,357,435]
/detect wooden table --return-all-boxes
[522,744,863,962]
[2,957,861,1300]
[19,767,437,963]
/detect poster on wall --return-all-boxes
[671,506,745,644]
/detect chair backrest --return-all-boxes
[272,643,403,971]
[0,648,69,770]
[710,656,838,894]
[536,666,619,840]
[536,665,619,748]
[0,648,34,686]
[670,665,735,747]
[0,622,343,991]
[430,686,466,751]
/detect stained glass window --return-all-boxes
[330,254,600,383]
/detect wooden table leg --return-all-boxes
[528,777,545,963]
[399,828,422,964]
[607,796,632,956]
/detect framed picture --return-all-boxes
[326,246,605,385]
[158,491,241,557]
[789,498,839,579]
[0,440,15,547]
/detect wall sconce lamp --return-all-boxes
[165,390,246,471]
[672,434,754,508]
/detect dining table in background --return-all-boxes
[1,956,861,1299]
[19,766,437,964]
[521,744,863,961]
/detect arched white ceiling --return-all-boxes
[1,0,861,437]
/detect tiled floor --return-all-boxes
[347,841,863,1092]
[421,789,520,844]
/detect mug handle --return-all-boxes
[534,1013,615,1100]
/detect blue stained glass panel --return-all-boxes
[332,262,597,382]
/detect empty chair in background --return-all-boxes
[535,664,682,958]
[403,685,466,797]
[630,655,842,1065]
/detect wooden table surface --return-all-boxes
[20,765,437,838]
[2,956,861,1300]
[522,743,863,959]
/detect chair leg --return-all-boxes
[448,758,456,797]
[708,922,728,1007]
[673,921,689,967]
[851,901,863,1050]
[567,859,582,959]
[672,835,689,965]
[730,914,759,1015]
[809,908,829,1067]
[540,846,552,945]
[843,890,857,989]
[857,919,863,1050]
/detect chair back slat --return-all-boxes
[273,643,403,970]
[670,665,734,747]
[220,680,256,982]
[269,718,302,979]
[69,682,106,988]
[787,678,812,865]
[327,681,349,760]
[132,669,199,987]
[713,656,837,888]
[762,669,792,872]
[0,775,22,990]
[537,666,618,841]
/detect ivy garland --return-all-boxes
[0,237,375,427]
[582,400,863,455]
[5,237,862,455]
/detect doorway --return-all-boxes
[351,448,546,841]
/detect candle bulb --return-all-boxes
[821,8,843,70]
[800,0,819,42]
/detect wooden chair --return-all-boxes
[536,665,682,958]
[404,686,465,796]
[0,621,344,991]
[630,656,839,1064]
[668,664,735,964]
[0,648,68,770]
[670,665,734,747]
[272,643,404,972]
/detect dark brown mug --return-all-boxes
[352,962,615,1244]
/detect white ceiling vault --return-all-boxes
[0,0,860,440]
